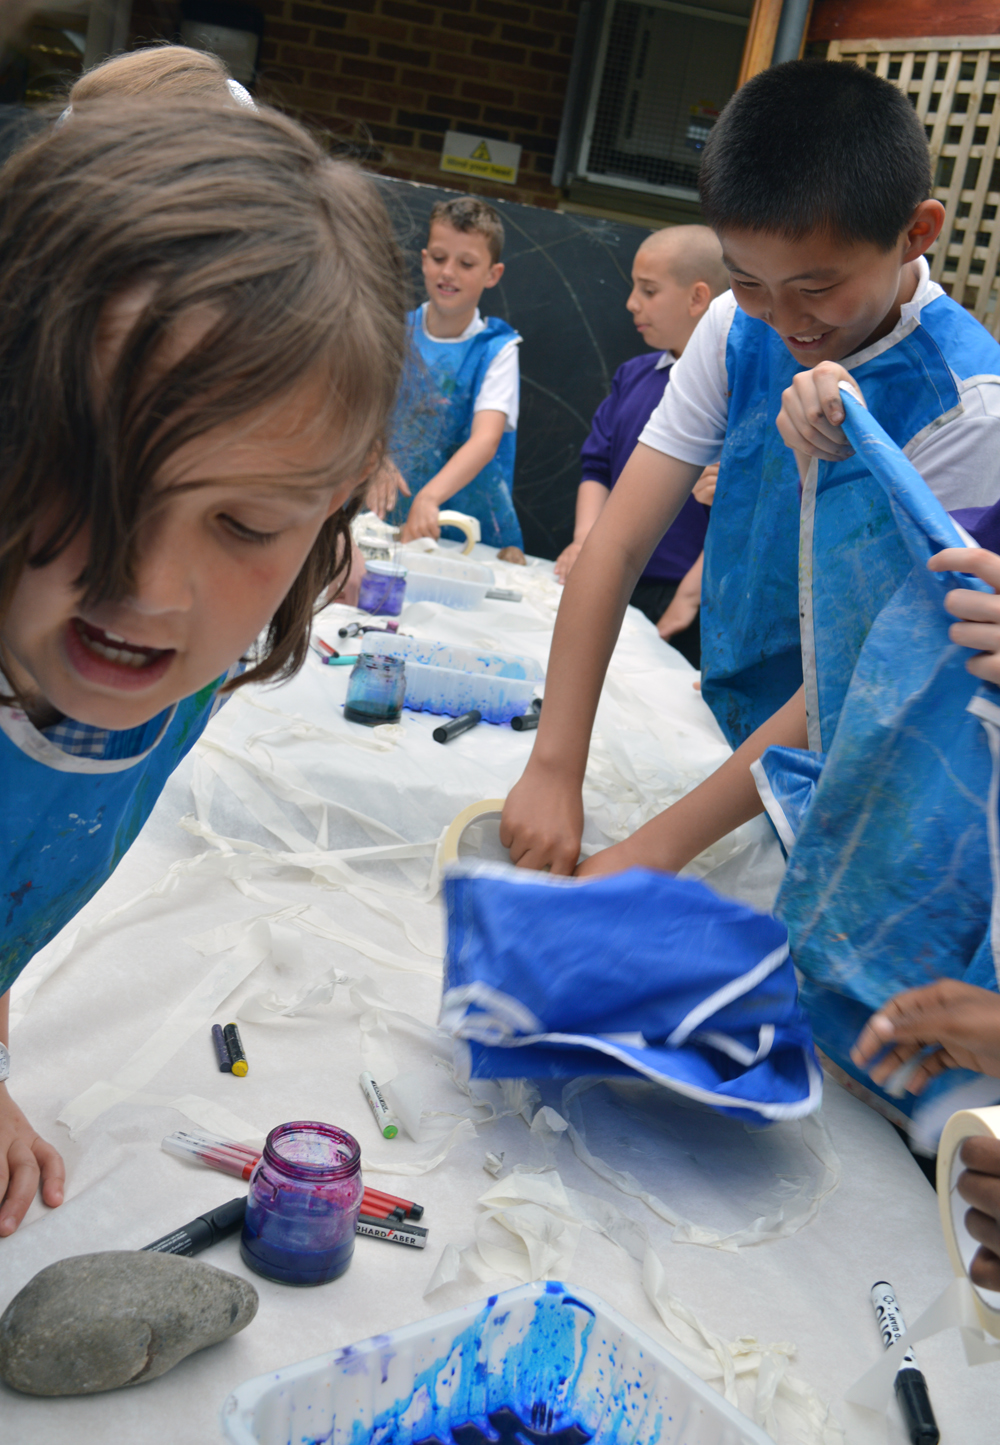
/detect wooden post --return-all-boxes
[738,0,786,86]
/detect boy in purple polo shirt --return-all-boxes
[554,226,729,665]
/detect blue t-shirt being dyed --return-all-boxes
[580,351,709,582]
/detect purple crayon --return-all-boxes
[211,1024,232,1073]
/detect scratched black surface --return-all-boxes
[374,176,653,561]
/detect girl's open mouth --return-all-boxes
[65,618,175,690]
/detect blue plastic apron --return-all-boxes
[389,309,523,550]
[755,391,1000,1114]
[0,679,223,995]
[702,297,1000,747]
[441,862,821,1125]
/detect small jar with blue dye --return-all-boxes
[344,653,406,726]
[240,1121,362,1286]
[358,560,407,616]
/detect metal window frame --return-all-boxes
[574,0,750,201]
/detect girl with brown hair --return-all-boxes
[0,98,406,1236]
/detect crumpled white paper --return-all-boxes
[425,1164,843,1445]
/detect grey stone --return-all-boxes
[0,1250,258,1395]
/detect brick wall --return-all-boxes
[129,0,578,208]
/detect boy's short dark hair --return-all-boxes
[428,196,504,264]
[699,60,932,251]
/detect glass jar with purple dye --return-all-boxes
[240,1121,362,1286]
[358,560,407,616]
[344,653,406,726]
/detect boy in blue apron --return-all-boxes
[0,102,406,1236]
[500,59,1000,877]
[387,196,523,550]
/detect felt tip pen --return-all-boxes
[433,710,482,744]
[223,1023,248,1076]
[870,1282,940,1445]
[355,1215,427,1248]
[511,697,542,731]
[142,1196,247,1256]
[360,1071,399,1138]
[211,1023,232,1073]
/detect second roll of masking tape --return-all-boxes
[937,1103,1000,1335]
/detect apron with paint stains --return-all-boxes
[0,679,223,995]
[389,309,523,550]
[755,389,1000,1129]
[702,296,1000,747]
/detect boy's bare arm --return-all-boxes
[0,989,65,1236]
[500,444,701,873]
[401,410,507,541]
[576,684,807,877]
[554,480,609,582]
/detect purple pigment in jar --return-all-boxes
[358,560,407,616]
[240,1121,362,1286]
[344,653,406,726]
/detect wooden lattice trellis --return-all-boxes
[828,36,1000,338]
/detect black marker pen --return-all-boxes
[433,710,481,744]
[511,697,542,731]
[870,1281,940,1445]
[142,1196,247,1256]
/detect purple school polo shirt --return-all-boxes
[580,351,709,582]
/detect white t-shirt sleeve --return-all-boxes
[474,337,520,431]
[906,377,1000,509]
[638,292,735,465]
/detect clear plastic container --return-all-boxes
[401,551,494,610]
[222,1280,772,1444]
[239,1121,362,1286]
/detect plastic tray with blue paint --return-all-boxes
[221,1281,771,1445]
[359,635,543,725]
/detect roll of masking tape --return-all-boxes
[437,511,481,556]
[936,1104,1000,1337]
[439,798,506,865]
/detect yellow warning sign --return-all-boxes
[440,130,521,186]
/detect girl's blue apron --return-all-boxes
[0,679,224,995]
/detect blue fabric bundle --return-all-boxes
[757,390,1000,1118]
[440,863,821,1124]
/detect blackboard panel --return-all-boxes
[373,176,654,561]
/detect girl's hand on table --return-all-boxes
[0,1084,64,1236]
[850,979,1000,1092]
[957,1137,1000,1291]
[554,540,582,583]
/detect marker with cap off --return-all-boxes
[360,1071,399,1138]
[869,1281,940,1445]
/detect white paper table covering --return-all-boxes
[2,548,996,1443]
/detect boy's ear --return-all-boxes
[902,199,946,262]
[483,261,505,289]
[688,281,712,318]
